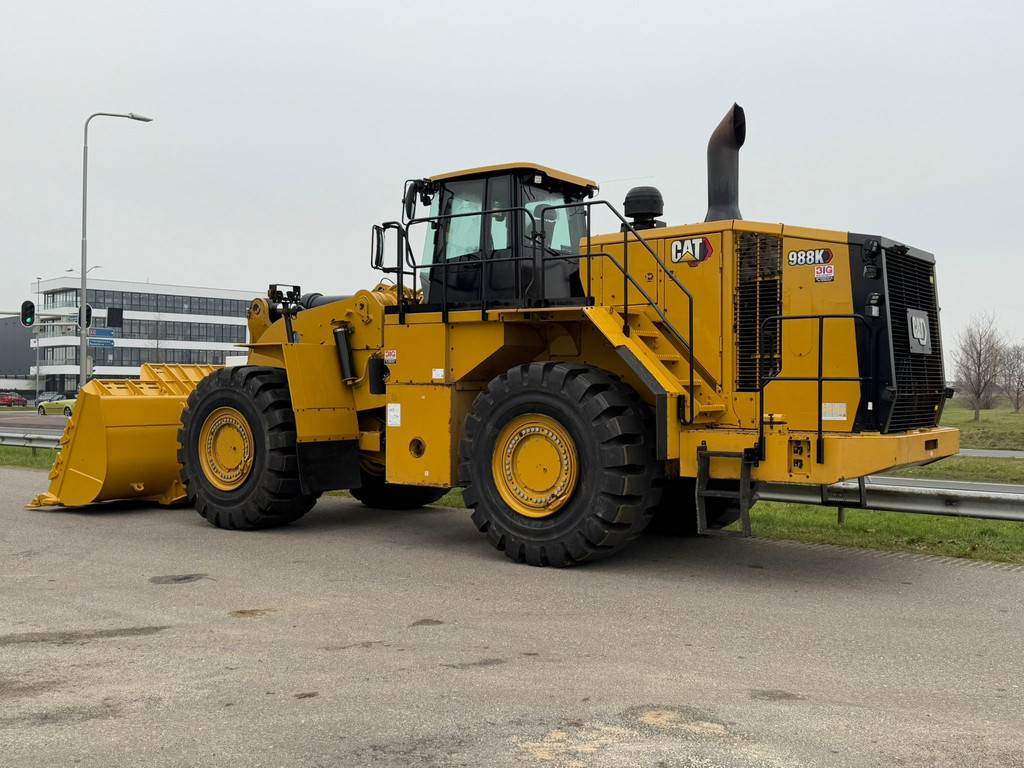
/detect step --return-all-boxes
[697,403,726,415]
[699,488,741,500]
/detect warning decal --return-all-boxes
[821,402,847,421]
[386,403,401,427]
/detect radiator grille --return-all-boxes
[884,250,945,431]
[735,233,782,391]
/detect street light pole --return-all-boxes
[80,111,153,390]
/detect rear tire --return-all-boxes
[349,467,449,510]
[459,362,662,567]
[178,366,318,530]
[37,406,45,416]
[63,406,72,417]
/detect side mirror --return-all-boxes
[403,178,434,221]
[371,225,385,270]
[403,182,419,221]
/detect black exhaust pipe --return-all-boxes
[704,103,746,222]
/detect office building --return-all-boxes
[33,277,258,395]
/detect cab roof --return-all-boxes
[429,163,598,191]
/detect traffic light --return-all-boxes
[19,300,35,327]
[77,303,93,329]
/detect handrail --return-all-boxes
[757,314,872,464]
[535,199,699,423]
[534,199,695,316]
[371,199,701,422]
[570,247,704,423]
[403,206,539,323]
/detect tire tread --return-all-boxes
[459,362,661,567]
[177,366,317,531]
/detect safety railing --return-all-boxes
[371,199,700,422]
[0,431,60,449]
[372,206,541,325]
[757,314,873,463]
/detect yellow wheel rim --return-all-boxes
[198,406,254,491]
[492,413,578,518]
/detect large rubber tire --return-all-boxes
[459,362,662,567]
[647,477,741,536]
[349,467,449,510]
[178,366,319,530]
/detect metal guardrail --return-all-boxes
[0,431,60,449]
[757,478,1024,523]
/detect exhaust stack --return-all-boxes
[704,103,746,222]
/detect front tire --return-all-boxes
[459,363,662,567]
[38,406,45,416]
[178,366,318,530]
[63,406,72,417]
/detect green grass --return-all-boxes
[436,487,466,508]
[0,445,57,471]
[736,502,1024,565]
[941,399,1024,450]
[885,456,1024,484]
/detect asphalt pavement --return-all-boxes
[1,466,1022,767]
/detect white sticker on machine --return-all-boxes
[821,402,847,421]
[386,402,401,427]
[431,368,445,381]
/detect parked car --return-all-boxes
[0,391,29,407]
[37,397,76,417]
[34,391,64,407]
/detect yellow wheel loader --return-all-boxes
[31,104,959,566]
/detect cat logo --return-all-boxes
[907,309,932,355]
[911,315,929,344]
[670,237,713,267]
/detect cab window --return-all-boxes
[521,181,586,253]
[443,180,485,260]
[420,175,513,302]
[422,177,513,264]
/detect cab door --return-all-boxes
[424,176,513,306]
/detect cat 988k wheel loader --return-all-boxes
[30,104,959,566]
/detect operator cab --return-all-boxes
[405,163,597,308]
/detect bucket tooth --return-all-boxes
[28,365,219,509]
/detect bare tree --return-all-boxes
[953,314,1004,421]
[1000,342,1024,413]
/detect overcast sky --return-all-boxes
[2,1,1022,343]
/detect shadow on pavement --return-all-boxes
[25,492,974,589]
[286,497,936,589]
[30,498,187,517]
